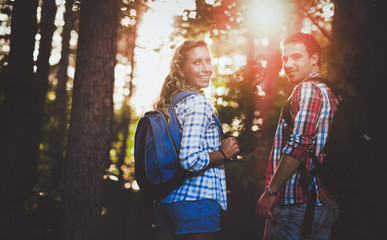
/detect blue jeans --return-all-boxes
[154,199,222,235]
[264,200,339,240]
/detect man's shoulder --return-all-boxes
[293,79,325,95]
[301,75,342,94]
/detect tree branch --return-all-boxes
[296,2,332,42]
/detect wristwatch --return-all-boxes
[265,186,278,196]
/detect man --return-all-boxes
[256,32,340,239]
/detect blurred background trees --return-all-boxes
[0,0,385,239]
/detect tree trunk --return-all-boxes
[51,0,75,190]
[0,0,39,238]
[36,0,57,190]
[36,0,56,96]
[329,0,387,238]
[240,36,257,153]
[59,0,119,239]
[329,0,387,98]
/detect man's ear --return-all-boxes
[178,68,185,78]
[311,53,319,66]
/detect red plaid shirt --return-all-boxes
[266,72,341,205]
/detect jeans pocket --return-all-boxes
[173,201,201,223]
[325,201,339,225]
[315,200,339,228]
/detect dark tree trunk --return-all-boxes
[59,0,119,239]
[240,36,257,153]
[0,0,39,238]
[51,0,75,190]
[36,0,57,188]
[329,0,387,99]
[329,0,387,238]
[36,0,57,95]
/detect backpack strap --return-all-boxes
[282,99,292,127]
[168,91,198,152]
[171,91,199,105]
[281,76,337,236]
[168,91,224,152]
[282,76,341,128]
[213,114,224,138]
[307,76,343,98]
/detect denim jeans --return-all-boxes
[264,200,339,240]
[153,199,222,235]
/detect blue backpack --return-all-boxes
[134,91,223,200]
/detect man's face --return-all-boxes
[282,43,319,84]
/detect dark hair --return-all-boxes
[284,32,321,66]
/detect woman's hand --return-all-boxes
[207,137,239,169]
[220,137,239,159]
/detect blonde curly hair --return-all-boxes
[154,39,209,117]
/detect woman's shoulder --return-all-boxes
[177,92,210,106]
[175,92,213,115]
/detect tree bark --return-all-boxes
[329,0,387,98]
[36,0,57,91]
[51,0,75,190]
[59,0,119,239]
[35,0,57,189]
[0,0,39,238]
[329,0,387,238]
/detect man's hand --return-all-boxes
[256,193,277,220]
[256,154,301,219]
[256,192,277,218]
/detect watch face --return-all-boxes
[265,186,278,196]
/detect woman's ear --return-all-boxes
[178,68,185,78]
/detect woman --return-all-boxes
[153,39,239,240]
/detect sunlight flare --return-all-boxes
[246,0,287,36]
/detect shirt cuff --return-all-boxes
[282,142,310,163]
[181,152,210,172]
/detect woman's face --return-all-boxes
[179,46,213,89]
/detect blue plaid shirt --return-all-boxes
[159,93,227,211]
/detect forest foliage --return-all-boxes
[1,0,385,239]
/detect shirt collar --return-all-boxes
[304,71,323,81]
